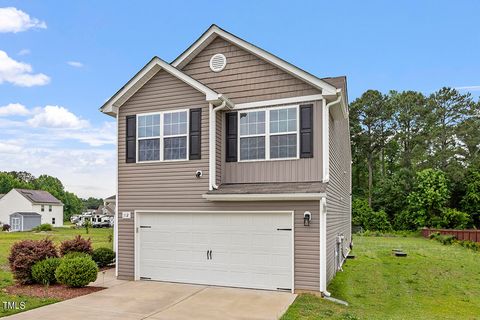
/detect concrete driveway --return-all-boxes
[5,274,296,320]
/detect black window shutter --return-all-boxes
[126,115,136,163]
[225,112,238,162]
[300,104,314,158]
[189,108,202,160]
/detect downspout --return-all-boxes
[319,197,329,296]
[209,95,233,190]
[320,93,342,296]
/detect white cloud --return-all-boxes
[0,146,115,198]
[67,61,83,68]
[18,49,30,56]
[455,85,480,92]
[0,7,46,33]
[0,103,30,116]
[27,105,89,129]
[0,50,50,86]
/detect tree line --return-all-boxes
[0,171,104,221]
[350,87,480,231]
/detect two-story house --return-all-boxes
[101,25,351,295]
[0,188,64,230]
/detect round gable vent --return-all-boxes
[209,53,227,72]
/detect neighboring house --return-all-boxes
[100,25,351,295]
[0,189,64,228]
[10,212,42,231]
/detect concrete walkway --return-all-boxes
[5,270,296,320]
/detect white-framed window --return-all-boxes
[238,105,299,161]
[49,205,52,212]
[52,218,55,225]
[41,205,45,212]
[137,109,189,162]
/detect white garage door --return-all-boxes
[137,211,292,291]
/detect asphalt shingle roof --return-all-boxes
[15,189,62,205]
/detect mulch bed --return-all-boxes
[3,284,105,300]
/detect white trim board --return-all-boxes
[172,25,337,96]
[234,95,323,110]
[100,57,221,116]
[202,193,326,201]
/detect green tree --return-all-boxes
[405,169,450,228]
[426,87,474,171]
[0,172,30,193]
[82,197,103,209]
[63,192,84,221]
[461,169,480,227]
[350,90,394,205]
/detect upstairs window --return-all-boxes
[49,205,52,212]
[137,110,188,162]
[239,110,266,160]
[41,205,45,212]
[238,106,299,161]
[163,111,188,160]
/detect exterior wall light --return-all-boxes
[304,211,312,226]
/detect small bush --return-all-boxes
[352,198,392,232]
[8,238,58,284]
[63,252,91,260]
[437,235,457,245]
[92,248,115,268]
[429,232,440,239]
[33,223,53,232]
[60,235,93,256]
[2,224,10,231]
[55,257,98,287]
[31,257,61,285]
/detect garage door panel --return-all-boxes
[138,212,292,291]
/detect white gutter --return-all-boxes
[209,95,234,190]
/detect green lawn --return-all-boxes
[0,225,113,318]
[282,235,480,320]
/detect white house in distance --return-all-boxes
[0,189,64,229]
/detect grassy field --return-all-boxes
[0,225,113,318]
[282,235,480,320]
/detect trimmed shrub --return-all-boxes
[8,238,58,284]
[92,248,115,268]
[2,224,10,231]
[31,257,61,285]
[55,257,98,287]
[60,235,93,256]
[33,223,53,232]
[63,252,91,260]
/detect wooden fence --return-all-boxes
[422,228,480,243]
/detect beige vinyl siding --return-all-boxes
[117,69,321,291]
[221,100,323,184]
[182,37,321,105]
[325,114,352,283]
[181,36,323,184]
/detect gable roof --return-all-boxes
[14,189,62,205]
[172,24,338,96]
[11,212,41,217]
[100,57,226,116]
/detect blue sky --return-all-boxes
[0,1,479,198]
